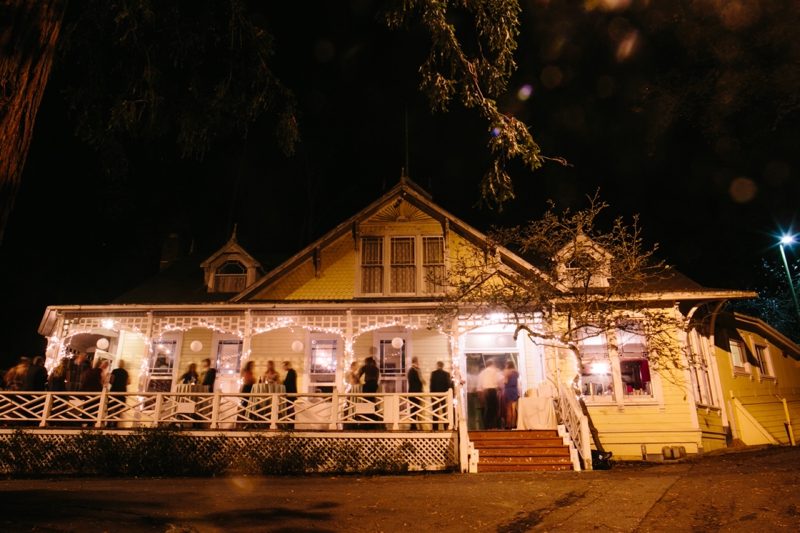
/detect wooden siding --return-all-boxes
[736,394,800,445]
[250,329,308,391]
[352,331,373,366]
[177,328,214,378]
[697,407,727,452]
[410,329,451,384]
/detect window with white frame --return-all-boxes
[754,344,773,377]
[216,339,243,375]
[359,235,445,296]
[147,339,176,392]
[361,237,384,294]
[423,236,446,293]
[688,331,715,406]
[577,326,614,399]
[616,321,652,397]
[729,338,747,373]
[390,237,416,293]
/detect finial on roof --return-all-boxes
[231,223,238,242]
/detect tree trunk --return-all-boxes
[0,0,68,247]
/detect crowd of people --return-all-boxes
[476,359,521,430]
[0,354,130,393]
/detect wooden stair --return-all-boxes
[469,430,573,472]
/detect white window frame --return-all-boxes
[728,338,751,377]
[146,333,182,392]
[211,332,243,376]
[305,331,341,393]
[356,234,446,297]
[754,344,775,381]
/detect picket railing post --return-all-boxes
[211,391,221,429]
[40,393,53,427]
[330,390,339,430]
[95,390,107,427]
[153,393,163,427]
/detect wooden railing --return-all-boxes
[555,383,592,471]
[0,390,455,431]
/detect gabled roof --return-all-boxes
[199,225,262,270]
[232,177,550,301]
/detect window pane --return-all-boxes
[361,238,383,293]
[150,340,176,374]
[380,339,405,374]
[755,345,769,374]
[729,340,744,368]
[577,326,608,358]
[391,237,415,293]
[423,237,445,293]
[617,321,647,358]
[311,339,337,374]
[217,340,243,375]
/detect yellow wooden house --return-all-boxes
[38,177,784,463]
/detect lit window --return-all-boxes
[216,340,243,375]
[423,237,446,293]
[379,339,405,375]
[359,235,445,296]
[361,237,383,294]
[577,326,613,400]
[310,339,337,375]
[616,321,651,397]
[390,237,416,293]
[147,340,176,392]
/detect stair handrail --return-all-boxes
[556,383,593,470]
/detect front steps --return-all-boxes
[469,430,573,472]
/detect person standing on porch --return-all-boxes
[23,357,48,391]
[478,359,501,429]
[407,357,423,430]
[282,362,297,393]
[199,358,216,392]
[239,361,256,428]
[358,357,380,429]
[430,361,453,430]
[109,360,130,393]
[503,361,520,429]
[66,353,89,391]
[263,361,281,385]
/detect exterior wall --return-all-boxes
[714,323,800,444]
[352,331,373,367]
[410,329,451,384]
[698,406,727,452]
[118,331,146,392]
[177,328,214,379]
[250,329,307,391]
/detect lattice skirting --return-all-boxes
[0,430,459,476]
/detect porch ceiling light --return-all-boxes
[96,338,109,350]
[190,341,203,352]
[292,341,304,352]
[101,319,115,329]
[391,337,404,349]
[591,362,611,374]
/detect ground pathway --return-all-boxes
[2,446,798,532]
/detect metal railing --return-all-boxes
[0,390,455,431]
[555,383,592,470]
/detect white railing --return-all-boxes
[0,390,455,431]
[555,383,592,471]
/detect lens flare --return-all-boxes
[517,85,533,101]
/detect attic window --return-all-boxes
[214,260,247,292]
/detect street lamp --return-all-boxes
[778,234,800,327]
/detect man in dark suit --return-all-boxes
[407,356,423,430]
[430,361,453,430]
[200,358,216,392]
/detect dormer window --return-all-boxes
[214,260,248,292]
[359,235,445,296]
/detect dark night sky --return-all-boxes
[1,1,799,369]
